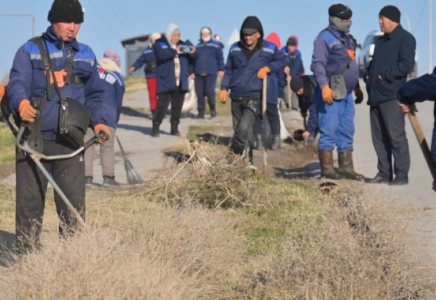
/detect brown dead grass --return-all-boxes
[0,143,433,299]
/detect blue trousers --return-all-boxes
[316,88,355,152]
[195,74,217,110]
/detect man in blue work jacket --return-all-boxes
[7,0,110,253]
[220,16,289,160]
[311,4,363,181]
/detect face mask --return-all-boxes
[329,16,352,34]
[202,36,211,42]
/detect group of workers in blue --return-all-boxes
[129,3,436,191]
[2,0,436,254]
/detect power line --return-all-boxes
[109,0,139,33]
[105,0,136,35]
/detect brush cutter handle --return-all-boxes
[16,125,105,161]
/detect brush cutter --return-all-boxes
[408,110,436,180]
[115,134,144,185]
[1,95,106,228]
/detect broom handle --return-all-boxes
[262,77,267,174]
[408,111,436,180]
[115,134,128,159]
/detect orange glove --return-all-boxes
[94,124,111,144]
[347,49,356,60]
[0,84,5,97]
[219,90,228,104]
[219,71,225,78]
[19,99,37,122]
[190,74,195,79]
[129,66,135,74]
[321,86,335,105]
[257,66,270,79]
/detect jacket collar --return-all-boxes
[327,25,346,38]
[42,26,80,51]
[384,24,402,40]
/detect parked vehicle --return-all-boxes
[358,30,418,78]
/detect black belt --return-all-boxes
[64,75,84,84]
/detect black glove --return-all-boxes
[354,87,364,104]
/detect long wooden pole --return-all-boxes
[408,111,436,180]
[262,78,268,174]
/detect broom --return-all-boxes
[115,134,145,185]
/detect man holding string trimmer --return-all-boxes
[7,0,110,254]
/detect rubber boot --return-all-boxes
[170,122,180,136]
[271,134,282,150]
[318,150,341,180]
[151,121,160,137]
[337,151,364,181]
[85,176,93,187]
[103,176,121,187]
[210,105,217,118]
[196,109,205,119]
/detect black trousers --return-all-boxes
[370,100,410,179]
[230,98,259,154]
[153,86,185,124]
[253,103,280,135]
[16,139,85,252]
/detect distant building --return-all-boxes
[121,34,159,77]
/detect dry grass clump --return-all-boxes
[0,201,242,300]
[0,143,433,299]
[163,142,265,209]
[234,187,430,299]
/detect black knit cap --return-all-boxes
[287,37,297,47]
[291,77,304,93]
[48,0,84,24]
[240,16,264,38]
[329,4,352,20]
[379,5,401,23]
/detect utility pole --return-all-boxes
[430,0,433,73]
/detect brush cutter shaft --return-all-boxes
[408,112,436,180]
[33,158,86,227]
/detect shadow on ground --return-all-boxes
[194,133,231,146]
[117,124,153,136]
[121,106,150,119]
[275,160,321,180]
[0,230,15,267]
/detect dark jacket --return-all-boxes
[154,37,193,94]
[365,25,416,106]
[280,36,305,76]
[310,25,359,93]
[191,40,224,75]
[397,68,436,164]
[7,26,106,141]
[131,46,156,78]
[97,63,125,128]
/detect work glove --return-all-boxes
[219,90,228,104]
[94,124,111,144]
[0,84,5,97]
[354,87,364,104]
[129,66,135,74]
[219,71,225,78]
[321,86,335,105]
[257,66,270,79]
[190,74,195,79]
[346,49,356,60]
[19,99,37,122]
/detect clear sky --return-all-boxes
[0,0,432,78]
